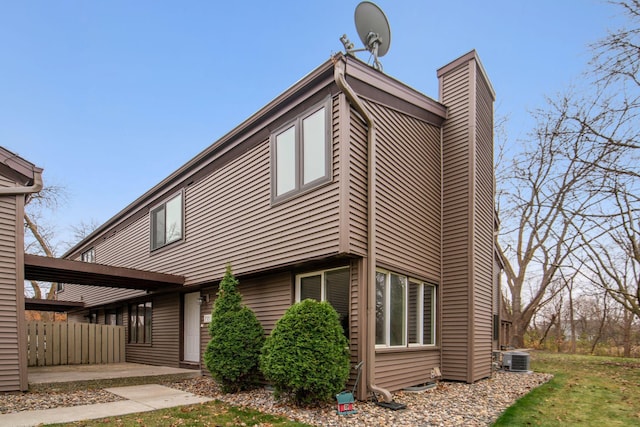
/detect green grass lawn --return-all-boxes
[47,400,311,427]
[44,352,640,426]
[494,351,640,426]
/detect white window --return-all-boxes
[376,269,436,347]
[302,108,326,185]
[150,192,183,250]
[81,247,95,263]
[296,267,350,338]
[272,101,330,201]
[275,126,296,195]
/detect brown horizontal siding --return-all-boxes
[440,58,472,382]
[77,96,342,297]
[471,66,495,380]
[0,193,24,392]
[60,284,145,307]
[347,108,368,257]
[126,293,180,367]
[368,100,442,280]
[241,272,293,334]
[198,269,293,364]
[375,349,440,392]
[199,265,359,377]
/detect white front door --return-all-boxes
[183,292,201,363]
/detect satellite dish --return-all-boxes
[340,1,391,71]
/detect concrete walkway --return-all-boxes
[0,384,213,427]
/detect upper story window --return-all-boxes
[150,192,183,250]
[376,269,437,347]
[272,100,331,201]
[81,247,95,263]
[296,266,350,338]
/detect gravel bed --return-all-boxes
[167,371,552,426]
[0,389,124,414]
[1,371,551,426]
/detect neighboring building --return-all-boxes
[59,51,496,399]
[0,147,43,392]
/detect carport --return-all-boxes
[0,146,186,392]
[23,253,185,313]
[22,254,186,368]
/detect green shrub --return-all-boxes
[204,265,264,393]
[260,299,350,405]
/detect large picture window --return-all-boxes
[150,192,183,250]
[272,101,330,201]
[129,302,152,344]
[376,269,436,347]
[296,267,350,338]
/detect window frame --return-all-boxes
[295,266,350,303]
[376,269,437,348]
[106,309,121,326]
[81,247,95,263]
[409,280,436,346]
[271,99,332,203]
[150,190,184,251]
[129,301,152,344]
[295,266,351,338]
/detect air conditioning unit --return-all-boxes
[502,351,530,372]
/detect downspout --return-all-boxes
[333,55,392,403]
[0,170,43,196]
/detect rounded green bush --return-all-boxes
[260,299,350,405]
[204,265,264,393]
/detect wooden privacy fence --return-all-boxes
[26,322,126,367]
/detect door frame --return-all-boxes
[182,292,201,363]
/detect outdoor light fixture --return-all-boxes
[197,294,209,305]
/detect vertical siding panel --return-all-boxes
[0,170,29,390]
[43,323,53,366]
[439,52,495,382]
[27,322,37,366]
[440,58,472,382]
[107,327,115,363]
[0,188,23,391]
[473,68,495,379]
[60,324,68,365]
[74,324,82,364]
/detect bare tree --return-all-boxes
[24,183,67,299]
[497,0,640,349]
[590,1,640,94]
[68,219,101,247]
[575,0,640,324]
[580,183,639,320]
[496,92,613,348]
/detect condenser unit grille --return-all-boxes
[503,351,530,372]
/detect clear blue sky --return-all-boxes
[0,0,626,252]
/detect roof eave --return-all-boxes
[64,57,338,258]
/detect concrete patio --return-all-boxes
[28,362,201,385]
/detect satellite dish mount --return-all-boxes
[340,1,391,71]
